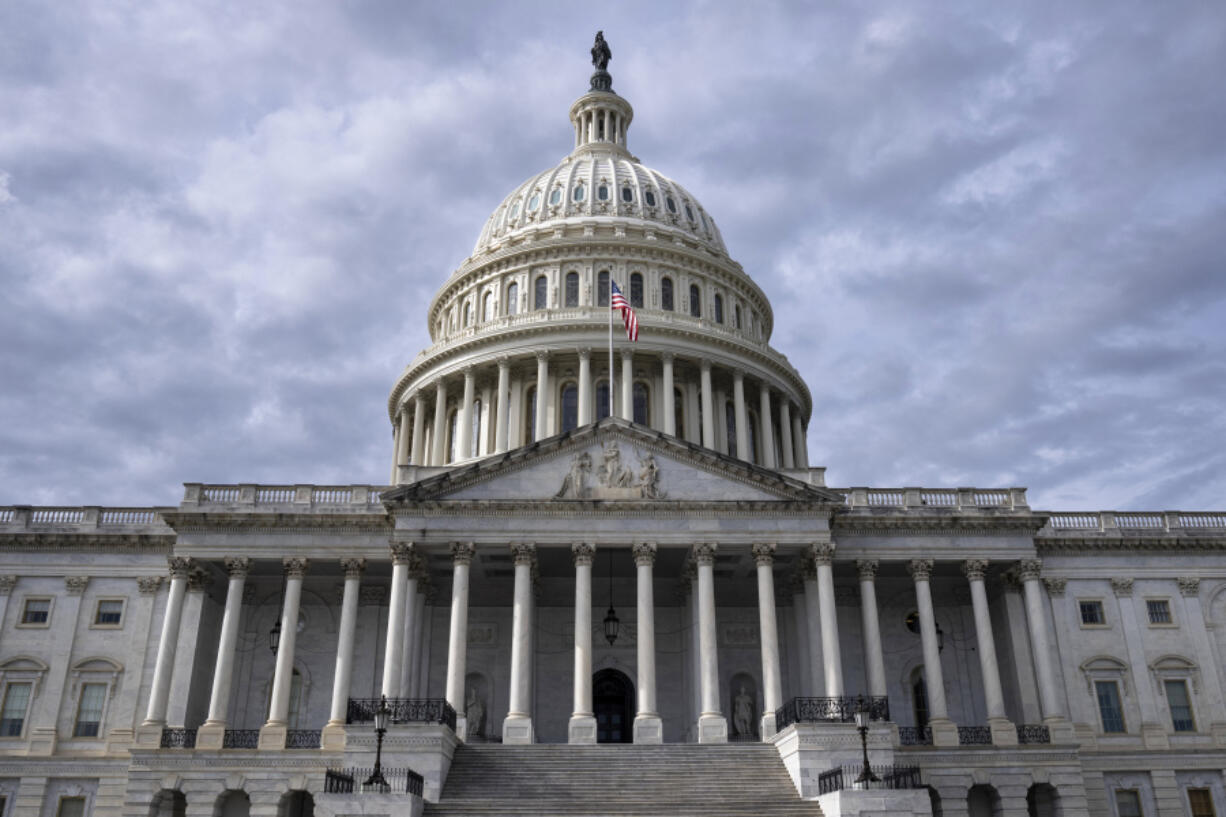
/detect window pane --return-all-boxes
[689,285,701,318]
[22,599,49,624]
[507,283,519,315]
[661,278,674,311]
[621,186,633,203]
[1165,679,1195,731]
[57,798,86,817]
[714,294,724,324]
[630,273,643,308]
[1115,790,1143,817]
[483,293,494,322]
[1147,600,1172,624]
[597,272,610,307]
[565,272,579,307]
[1096,681,1125,732]
[74,683,106,737]
[1080,601,1104,625]
[633,383,649,426]
[735,304,742,329]
[595,382,611,421]
[1,683,30,736]
[1188,789,1215,817]
[95,600,123,625]
[561,385,579,432]
[534,276,548,310]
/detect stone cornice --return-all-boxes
[1036,534,1226,552]
[0,533,174,552]
[160,511,391,536]
[833,512,1047,536]
[404,499,830,518]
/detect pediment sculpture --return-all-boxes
[555,443,664,500]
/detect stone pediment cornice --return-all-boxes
[382,417,843,508]
[408,498,828,518]
[0,533,174,552]
[160,511,392,535]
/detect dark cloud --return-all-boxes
[0,0,1223,511]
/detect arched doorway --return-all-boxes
[1028,783,1060,817]
[593,668,634,743]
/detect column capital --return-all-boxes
[700,359,712,373]
[390,543,415,565]
[65,576,90,595]
[962,559,989,581]
[801,559,817,580]
[907,558,934,582]
[1043,577,1067,597]
[497,355,512,369]
[283,557,309,579]
[1017,558,1043,582]
[340,558,366,578]
[661,352,675,364]
[435,377,448,395]
[856,559,878,580]
[535,350,550,363]
[0,575,16,595]
[572,542,596,566]
[732,368,745,381]
[510,543,537,566]
[168,556,193,579]
[578,348,591,361]
[450,541,476,565]
[620,348,633,361]
[137,576,163,595]
[632,542,658,566]
[1178,577,1201,597]
[224,557,253,578]
[751,543,776,566]
[187,568,210,592]
[691,542,717,566]
[810,542,836,566]
[1110,577,1134,597]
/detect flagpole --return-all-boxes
[608,275,614,420]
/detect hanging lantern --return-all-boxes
[603,549,619,646]
[269,619,281,655]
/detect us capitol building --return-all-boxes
[2,35,1224,817]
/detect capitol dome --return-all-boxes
[387,50,813,477]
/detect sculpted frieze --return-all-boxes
[555,443,664,500]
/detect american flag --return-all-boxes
[610,280,639,341]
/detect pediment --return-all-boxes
[384,419,842,506]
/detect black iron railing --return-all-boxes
[817,764,923,795]
[774,696,890,729]
[1016,724,1051,744]
[347,698,456,732]
[958,726,992,745]
[287,729,321,749]
[160,727,197,749]
[222,729,260,749]
[324,767,423,796]
[898,726,932,746]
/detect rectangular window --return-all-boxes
[57,797,86,817]
[1147,599,1173,625]
[1096,680,1126,733]
[73,682,107,737]
[0,682,31,737]
[20,598,50,625]
[1188,789,1216,817]
[1165,679,1195,732]
[1080,600,1105,625]
[94,599,124,626]
[1115,789,1143,817]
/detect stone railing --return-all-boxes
[1043,511,1226,532]
[181,484,391,509]
[774,696,890,729]
[347,698,457,732]
[818,764,923,795]
[839,487,1028,511]
[0,506,173,533]
[325,767,423,796]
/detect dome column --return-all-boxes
[535,352,550,441]
[431,379,449,465]
[494,358,511,453]
[792,412,808,468]
[620,350,633,421]
[457,367,476,461]
[758,386,776,469]
[779,400,795,469]
[578,350,592,425]
[661,354,676,436]
[410,394,426,465]
[733,370,749,461]
[700,361,715,449]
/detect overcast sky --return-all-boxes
[2,1,1224,511]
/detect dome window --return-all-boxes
[685,204,695,222]
[597,184,609,201]
[549,188,562,206]
[666,196,677,214]
[534,276,548,311]
[565,272,579,307]
[597,271,610,307]
[528,193,541,211]
[644,190,657,207]
[661,277,674,312]
[714,294,724,324]
[689,284,702,318]
[621,186,633,203]
[573,184,586,202]
[630,273,644,308]
[510,201,520,218]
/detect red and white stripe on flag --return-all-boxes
[610,281,639,341]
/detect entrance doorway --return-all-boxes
[593,668,634,743]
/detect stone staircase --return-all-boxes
[423,743,824,816]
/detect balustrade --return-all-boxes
[774,696,889,729]
[222,729,260,749]
[1015,724,1051,744]
[897,726,932,746]
[347,698,457,731]
[957,725,992,745]
[159,728,197,749]
[818,764,923,795]
[325,767,422,796]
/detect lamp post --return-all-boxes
[853,695,879,787]
[364,695,390,792]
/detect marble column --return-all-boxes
[694,543,728,742]
[503,543,536,744]
[430,378,448,465]
[758,386,776,468]
[1018,560,1067,725]
[802,563,825,696]
[322,558,365,749]
[569,543,597,743]
[633,543,663,742]
[779,400,795,469]
[410,393,426,465]
[813,542,844,697]
[407,577,429,698]
[456,367,475,461]
[856,560,887,699]
[381,544,413,698]
[260,557,308,749]
[535,352,549,441]
[398,558,421,699]
[446,542,475,739]
[396,406,411,466]
[964,559,1016,745]
[494,358,511,452]
[577,349,592,426]
[390,420,403,484]
[791,412,807,468]
[661,354,676,436]
[790,574,811,699]
[753,544,783,737]
[197,558,251,749]
[909,559,957,746]
[140,557,192,736]
[732,370,749,460]
[700,361,715,449]
[621,349,634,421]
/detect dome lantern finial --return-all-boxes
[590,30,613,92]
[571,33,632,152]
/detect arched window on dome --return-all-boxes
[632,382,649,426]
[462,302,471,327]
[644,189,657,208]
[447,410,459,464]
[470,399,482,459]
[595,380,612,421]
[534,276,548,311]
[689,284,702,318]
[550,188,562,206]
[507,282,519,316]
[725,402,737,458]
[630,273,644,308]
[621,186,633,203]
[597,271,610,307]
[597,184,609,202]
[734,304,742,330]
[565,272,579,307]
[573,184,586,202]
[673,387,685,438]
[524,387,537,444]
[560,383,579,432]
[714,294,724,324]
[483,292,494,323]
[661,277,674,312]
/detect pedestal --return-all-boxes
[988,717,1018,746]
[27,727,56,755]
[568,714,597,744]
[502,715,534,745]
[633,714,663,744]
[1044,715,1078,744]
[195,723,225,751]
[135,722,164,748]
[320,723,348,751]
[928,717,958,747]
[258,723,287,750]
[760,711,778,740]
[697,714,728,744]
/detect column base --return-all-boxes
[1044,715,1078,745]
[697,714,728,743]
[988,717,1018,746]
[258,723,287,750]
[320,722,348,751]
[454,715,468,742]
[568,714,597,744]
[928,717,959,747]
[760,711,778,740]
[633,714,663,744]
[135,722,165,748]
[196,722,226,751]
[502,715,534,745]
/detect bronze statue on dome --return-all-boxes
[591,31,611,71]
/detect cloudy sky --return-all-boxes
[2,1,1224,511]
